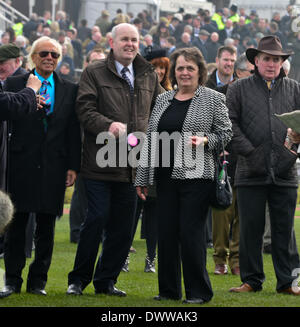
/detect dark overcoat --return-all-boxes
[0,87,37,190]
[4,71,81,216]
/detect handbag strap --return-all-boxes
[214,134,228,179]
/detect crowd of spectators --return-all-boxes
[1,4,300,81]
[1,2,300,300]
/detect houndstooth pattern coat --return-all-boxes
[134,85,232,187]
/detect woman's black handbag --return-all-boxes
[210,137,233,210]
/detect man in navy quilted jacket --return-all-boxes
[227,36,300,295]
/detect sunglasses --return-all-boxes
[37,51,60,59]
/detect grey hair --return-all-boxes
[15,35,27,47]
[282,59,291,75]
[184,24,193,33]
[144,34,153,40]
[0,190,14,235]
[28,36,62,69]
[224,37,234,46]
[234,53,249,71]
[111,23,139,40]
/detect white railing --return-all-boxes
[0,0,29,28]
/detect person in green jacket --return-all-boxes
[229,4,240,24]
[212,9,225,31]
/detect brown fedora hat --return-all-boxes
[246,35,293,65]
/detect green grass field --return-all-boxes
[0,208,300,308]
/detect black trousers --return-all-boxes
[143,197,158,261]
[156,177,214,302]
[69,174,87,243]
[237,185,299,291]
[68,179,137,291]
[4,212,56,290]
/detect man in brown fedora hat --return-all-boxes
[226,35,300,295]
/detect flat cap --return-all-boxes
[199,29,210,36]
[102,10,110,17]
[0,44,20,62]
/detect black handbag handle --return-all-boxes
[215,133,227,160]
[214,134,228,180]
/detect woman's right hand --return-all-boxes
[136,186,148,201]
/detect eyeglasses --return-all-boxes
[36,51,60,59]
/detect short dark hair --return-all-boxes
[166,36,176,45]
[217,46,237,58]
[86,48,104,63]
[133,18,142,25]
[169,47,207,87]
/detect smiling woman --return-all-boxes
[135,47,232,304]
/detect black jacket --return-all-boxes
[206,68,218,89]
[0,87,37,190]
[226,69,300,187]
[5,71,81,215]
[192,38,208,61]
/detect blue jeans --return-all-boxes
[68,178,137,291]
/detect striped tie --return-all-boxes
[121,67,134,101]
[40,80,51,115]
[40,80,51,132]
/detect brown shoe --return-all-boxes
[214,264,228,275]
[231,267,240,275]
[278,286,300,295]
[229,283,254,293]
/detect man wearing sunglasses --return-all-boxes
[0,36,81,298]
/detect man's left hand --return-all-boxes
[66,170,77,187]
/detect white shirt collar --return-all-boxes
[216,70,233,86]
[115,61,134,86]
[115,61,134,77]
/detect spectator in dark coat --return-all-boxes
[67,28,83,69]
[0,36,81,298]
[176,32,193,49]
[201,16,219,34]
[168,16,180,38]
[206,32,221,63]
[228,35,300,296]
[22,13,39,39]
[77,19,92,43]
[192,29,210,62]
[0,74,41,191]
